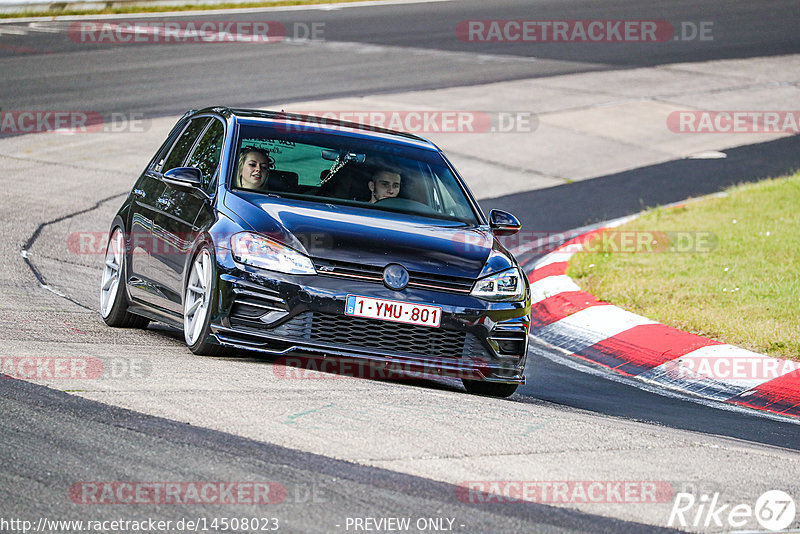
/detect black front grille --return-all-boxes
[265,312,488,360]
[311,313,466,359]
[312,258,474,294]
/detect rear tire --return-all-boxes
[183,245,224,356]
[462,379,518,398]
[100,228,149,329]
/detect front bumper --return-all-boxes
[209,260,530,385]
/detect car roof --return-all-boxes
[194,107,442,152]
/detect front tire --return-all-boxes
[100,228,149,329]
[183,246,223,356]
[462,379,518,398]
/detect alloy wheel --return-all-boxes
[184,249,212,346]
[100,228,124,318]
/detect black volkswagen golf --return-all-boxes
[101,107,530,397]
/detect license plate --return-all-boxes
[345,295,441,328]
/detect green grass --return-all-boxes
[568,172,800,360]
[0,0,379,19]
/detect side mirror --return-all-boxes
[489,209,521,236]
[163,167,202,189]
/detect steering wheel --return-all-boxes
[374,197,426,208]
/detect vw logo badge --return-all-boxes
[383,264,409,291]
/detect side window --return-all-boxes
[160,118,210,173]
[186,119,225,193]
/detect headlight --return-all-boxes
[471,267,525,301]
[230,232,316,275]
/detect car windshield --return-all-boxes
[231,122,481,225]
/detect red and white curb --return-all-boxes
[525,226,800,419]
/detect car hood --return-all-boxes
[224,192,514,279]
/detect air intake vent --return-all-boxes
[489,325,527,358]
[230,286,288,326]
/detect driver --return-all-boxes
[368,170,401,203]
[236,148,271,190]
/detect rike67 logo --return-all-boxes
[668,490,796,531]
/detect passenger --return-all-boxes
[236,148,271,189]
[368,170,401,203]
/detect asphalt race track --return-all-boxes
[1,0,799,532]
[3,0,800,117]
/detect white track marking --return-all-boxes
[529,274,581,304]
[536,305,655,353]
